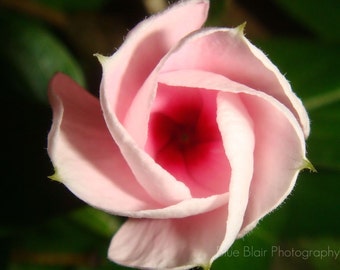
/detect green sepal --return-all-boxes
[301,159,317,172]
[48,169,62,182]
[235,22,247,36]
[93,53,109,65]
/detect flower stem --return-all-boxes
[304,88,340,111]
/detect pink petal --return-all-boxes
[157,69,306,256]
[48,73,229,219]
[108,206,228,269]
[101,91,192,204]
[100,0,209,123]
[238,92,306,236]
[215,92,255,258]
[99,0,210,205]
[160,27,310,138]
[157,71,257,246]
[47,73,159,215]
[131,193,228,219]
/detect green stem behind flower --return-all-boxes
[304,88,340,111]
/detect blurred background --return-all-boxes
[0,0,339,269]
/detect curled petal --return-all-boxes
[160,27,310,137]
[100,94,192,204]
[131,193,228,219]
[238,92,306,236]
[100,0,209,122]
[47,73,158,215]
[109,206,228,269]
[158,69,307,255]
[215,92,255,258]
[48,73,231,219]
[99,0,211,205]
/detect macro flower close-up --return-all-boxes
[1,0,339,270]
[47,0,312,269]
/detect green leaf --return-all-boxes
[256,39,340,100]
[7,208,127,270]
[69,207,123,238]
[279,169,340,238]
[307,102,340,170]
[205,0,228,26]
[274,0,340,41]
[256,39,340,170]
[0,12,85,104]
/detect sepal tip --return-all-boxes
[301,159,317,172]
[235,22,247,36]
[94,53,108,65]
[48,170,62,182]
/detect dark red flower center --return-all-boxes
[145,84,230,197]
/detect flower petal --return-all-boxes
[100,93,192,204]
[238,91,306,236]
[100,0,209,122]
[158,69,307,240]
[47,73,159,215]
[160,27,310,137]
[48,74,227,218]
[214,92,255,258]
[108,206,228,269]
[99,0,210,205]
[130,193,228,219]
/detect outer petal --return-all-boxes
[157,69,307,256]
[108,206,228,269]
[100,0,209,122]
[238,92,306,236]
[160,27,310,138]
[47,73,158,215]
[130,193,228,219]
[99,1,211,205]
[101,92,192,204]
[48,73,228,219]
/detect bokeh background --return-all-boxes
[1,0,339,269]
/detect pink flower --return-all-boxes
[47,0,311,269]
